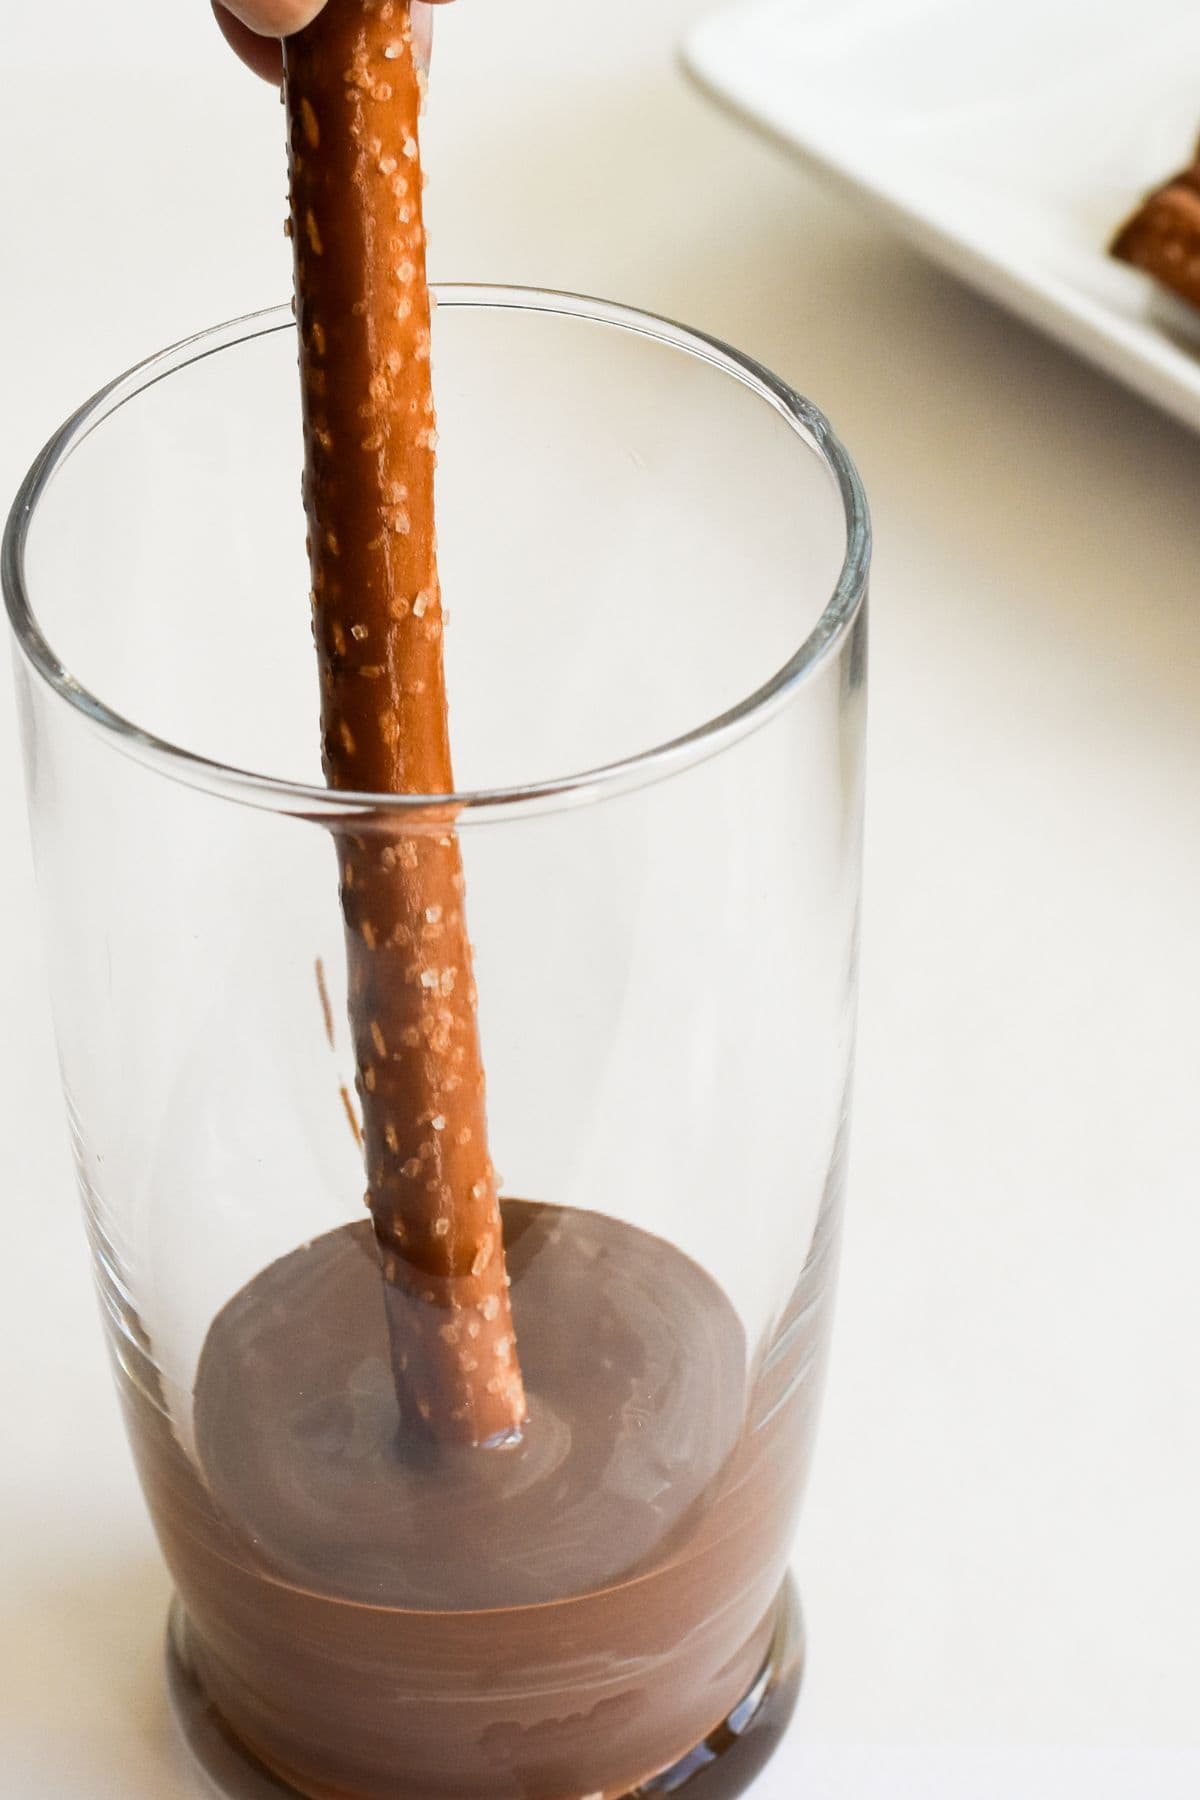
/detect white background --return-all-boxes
[3,2,1199,1796]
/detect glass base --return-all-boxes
[166,1578,804,1800]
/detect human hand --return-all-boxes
[212,2,447,82]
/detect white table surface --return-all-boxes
[2,2,1199,1796]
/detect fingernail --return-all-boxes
[412,2,433,73]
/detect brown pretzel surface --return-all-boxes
[284,0,526,1444]
[1111,139,1200,309]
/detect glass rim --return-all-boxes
[2,284,871,826]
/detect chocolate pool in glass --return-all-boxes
[3,289,870,1800]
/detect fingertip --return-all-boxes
[220,1,323,34]
[212,5,285,82]
[412,2,434,72]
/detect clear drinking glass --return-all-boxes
[3,288,869,1800]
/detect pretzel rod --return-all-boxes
[1111,140,1200,309]
[283,0,526,1444]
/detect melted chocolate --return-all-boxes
[125,1201,832,1799]
[196,1202,745,1609]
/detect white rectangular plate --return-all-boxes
[683,0,1200,432]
